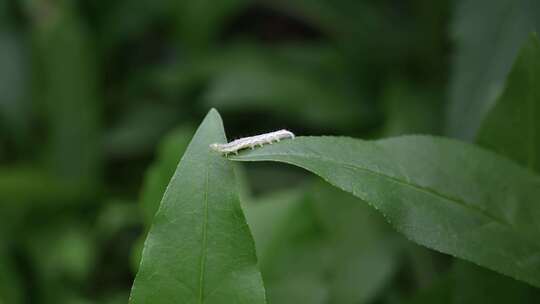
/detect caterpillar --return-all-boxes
[210,129,295,155]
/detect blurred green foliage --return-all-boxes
[0,0,538,303]
[447,0,540,139]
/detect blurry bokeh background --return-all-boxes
[2,0,537,303]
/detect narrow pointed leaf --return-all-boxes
[29,2,102,188]
[447,0,540,139]
[477,34,540,171]
[231,135,540,287]
[130,109,266,304]
[459,34,540,301]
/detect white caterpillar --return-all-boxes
[210,129,295,155]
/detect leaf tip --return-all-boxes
[208,107,221,117]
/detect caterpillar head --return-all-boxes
[209,143,220,151]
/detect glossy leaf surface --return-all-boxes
[130,110,266,304]
[231,135,540,287]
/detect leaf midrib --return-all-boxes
[198,167,210,304]
[237,151,515,231]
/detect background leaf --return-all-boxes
[130,109,266,304]
[447,0,540,139]
[245,187,330,304]
[244,181,402,304]
[231,135,540,287]
[477,34,540,171]
[27,0,102,188]
[449,32,540,304]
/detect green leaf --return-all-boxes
[245,182,401,304]
[447,0,540,139]
[28,1,102,188]
[231,135,540,287]
[452,261,540,303]
[243,188,308,268]
[245,188,330,304]
[477,34,540,171]
[130,109,266,304]
[458,34,540,303]
[309,183,401,304]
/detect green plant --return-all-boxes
[130,35,540,303]
[2,0,540,303]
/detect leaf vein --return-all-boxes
[198,167,210,304]
[242,151,514,230]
